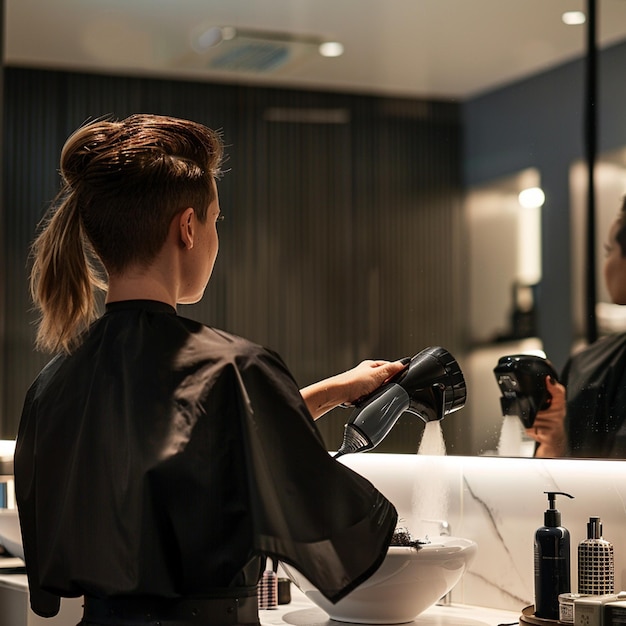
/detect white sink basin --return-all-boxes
[0,508,23,560]
[281,536,477,624]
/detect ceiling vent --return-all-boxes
[209,39,291,73]
[180,26,327,75]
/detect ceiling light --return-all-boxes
[194,27,224,50]
[318,42,344,58]
[221,26,237,41]
[192,26,237,52]
[518,187,545,209]
[562,11,586,25]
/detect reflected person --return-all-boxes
[529,196,626,458]
[13,114,406,625]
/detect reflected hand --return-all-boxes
[525,376,567,458]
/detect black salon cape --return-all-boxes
[14,300,397,617]
[563,332,626,457]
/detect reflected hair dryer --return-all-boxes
[334,346,466,458]
[493,354,559,429]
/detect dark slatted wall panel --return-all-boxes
[4,71,65,425]
[0,0,4,434]
[334,97,465,453]
[2,68,463,453]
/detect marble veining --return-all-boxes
[340,454,626,613]
[461,476,529,607]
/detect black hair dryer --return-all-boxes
[493,354,559,429]
[334,346,467,458]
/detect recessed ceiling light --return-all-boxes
[192,26,238,52]
[562,11,586,25]
[318,42,344,58]
[194,26,224,51]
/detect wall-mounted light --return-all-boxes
[517,188,543,284]
[518,187,545,209]
[562,11,586,25]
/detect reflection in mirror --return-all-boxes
[572,155,626,340]
[467,169,542,347]
[460,5,626,459]
[463,169,544,457]
[461,144,626,458]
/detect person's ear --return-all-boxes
[178,207,195,250]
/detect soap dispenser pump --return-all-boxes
[534,491,574,620]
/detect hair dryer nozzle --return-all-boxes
[403,346,466,421]
[334,346,467,457]
[493,354,558,428]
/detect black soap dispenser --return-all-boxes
[534,491,574,620]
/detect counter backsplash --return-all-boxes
[339,453,626,613]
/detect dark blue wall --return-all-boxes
[463,40,626,370]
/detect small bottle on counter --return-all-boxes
[258,559,278,610]
[578,516,614,595]
[534,491,574,620]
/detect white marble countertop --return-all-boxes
[263,585,522,626]
[0,561,523,626]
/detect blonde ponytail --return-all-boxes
[30,188,106,354]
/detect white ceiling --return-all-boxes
[6,0,626,100]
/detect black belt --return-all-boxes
[81,594,260,626]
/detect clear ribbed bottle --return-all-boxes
[578,516,614,595]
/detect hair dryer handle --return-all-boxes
[334,383,410,458]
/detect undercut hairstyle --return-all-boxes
[30,114,224,354]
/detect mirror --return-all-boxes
[4,1,626,458]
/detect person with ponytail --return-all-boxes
[15,114,405,626]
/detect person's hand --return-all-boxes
[301,358,408,420]
[525,376,567,457]
[337,359,409,406]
